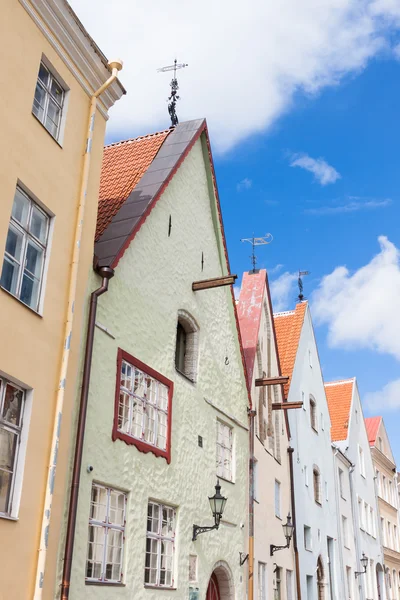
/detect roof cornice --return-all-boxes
[19,0,125,118]
[371,447,396,471]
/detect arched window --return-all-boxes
[175,310,199,382]
[310,397,318,431]
[313,466,321,504]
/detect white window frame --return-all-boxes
[145,501,176,588]
[275,479,281,518]
[304,525,312,550]
[286,569,294,600]
[32,60,66,141]
[258,562,266,600]
[216,420,234,482]
[342,515,349,548]
[86,483,126,583]
[304,465,309,487]
[358,445,366,478]
[1,186,50,312]
[339,468,345,499]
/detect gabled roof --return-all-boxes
[365,416,382,447]
[237,270,266,384]
[325,379,355,442]
[273,302,307,397]
[95,119,207,269]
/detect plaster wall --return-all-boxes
[66,137,249,599]
[287,306,339,600]
[0,1,109,597]
[337,386,382,600]
[252,285,295,600]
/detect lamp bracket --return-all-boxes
[192,523,219,541]
[354,567,367,579]
[239,552,249,566]
[270,542,290,556]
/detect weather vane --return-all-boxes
[240,234,273,273]
[297,270,310,302]
[157,59,188,127]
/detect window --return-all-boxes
[313,467,321,504]
[304,525,312,550]
[275,479,281,518]
[113,350,173,462]
[388,522,392,548]
[189,555,198,583]
[275,566,281,600]
[321,412,324,431]
[216,420,233,481]
[363,502,368,534]
[308,349,312,368]
[286,570,294,600]
[382,517,386,545]
[258,562,266,600]
[0,377,25,515]
[304,465,309,487]
[32,61,65,139]
[370,506,376,537]
[145,502,176,587]
[383,475,387,500]
[394,525,398,551]
[389,480,393,505]
[378,436,383,452]
[1,186,50,311]
[358,497,363,529]
[325,481,328,502]
[358,446,365,477]
[339,468,345,498]
[310,397,317,431]
[376,469,381,495]
[86,484,126,583]
[175,311,199,382]
[306,575,314,600]
[346,566,352,599]
[342,516,349,547]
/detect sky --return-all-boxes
[71,0,400,462]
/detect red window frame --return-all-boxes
[113,348,173,464]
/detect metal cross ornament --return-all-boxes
[157,59,188,127]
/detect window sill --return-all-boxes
[32,112,63,148]
[144,585,176,591]
[113,429,171,464]
[275,514,282,521]
[86,581,125,587]
[311,427,318,434]
[0,286,42,317]
[305,547,313,552]
[217,475,235,485]
[175,367,196,385]
[315,501,322,506]
[0,513,18,522]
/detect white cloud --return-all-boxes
[233,285,241,301]
[290,154,341,185]
[305,198,392,215]
[312,236,400,359]
[271,272,298,312]
[365,378,400,411]
[237,178,252,192]
[70,0,400,151]
[269,264,284,275]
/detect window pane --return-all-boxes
[38,63,49,86]
[144,405,156,445]
[20,271,40,309]
[30,206,48,243]
[108,490,125,526]
[157,411,167,450]
[50,78,64,104]
[25,240,43,278]
[90,485,108,522]
[86,524,105,579]
[147,503,160,534]
[11,189,30,227]
[0,469,13,513]
[118,392,130,433]
[5,225,23,261]
[0,428,17,472]
[131,399,144,439]
[32,83,46,122]
[45,97,61,137]
[1,256,20,296]
[2,385,23,427]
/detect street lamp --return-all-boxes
[355,553,368,578]
[192,480,227,541]
[270,514,295,556]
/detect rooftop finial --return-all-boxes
[297,270,310,302]
[240,234,273,273]
[157,59,188,127]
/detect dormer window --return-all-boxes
[175,311,199,382]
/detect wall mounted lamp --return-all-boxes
[192,480,227,541]
[270,514,294,556]
[355,553,368,578]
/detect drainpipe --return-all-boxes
[33,60,123,600]
[61,266,114,599]
[288,446,302,600]
[248,409,256,600]
[332,447,346,600]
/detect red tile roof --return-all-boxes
[273,303,307,397]
[325,379,354,442]
[237,270,267,385]
[365,416,382,447]
[96,130,170,240]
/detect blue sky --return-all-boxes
[70,0,400,462]
[215,58,400,462]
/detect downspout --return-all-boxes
[248,409,256,600]
[61,266,114,599]
[288,446,302,600]
[332,447,346,600]
[33,60,123,600]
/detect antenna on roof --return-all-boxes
[157,59,188,127]
[240,234,273,273]
[297,270,310,302]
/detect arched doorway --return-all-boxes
[206,561,234,600]
[206,574,220,600]
[376,563,384,600]
[317,556,325,600]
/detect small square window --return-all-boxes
[1,186,50,311]
[189,555,198,583]
[304,525,312,550]
[32,61,65,140]
[275,479,281,518]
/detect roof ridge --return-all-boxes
[105,128,172,149]
[325,378,355,387]
[273,310,295,317]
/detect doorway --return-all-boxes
[206,574,220,600]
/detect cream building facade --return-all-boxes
[238,270,296,600]
[366,417,400,600]
[60,120,250,599]
[0,1,123,598]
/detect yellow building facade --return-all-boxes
[0,1,124,598]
